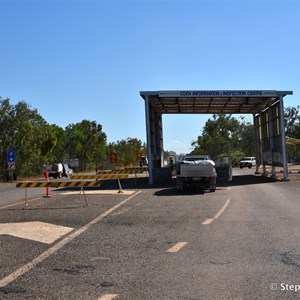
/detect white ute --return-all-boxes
[239,157,256,168]
[176,155,217,192]
[42,163,73,179]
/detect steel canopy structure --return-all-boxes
[140,90,293,184]
[141,90,291,114]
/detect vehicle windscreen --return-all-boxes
[184,157,206,161]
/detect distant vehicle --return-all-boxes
[42,163,73,179]
[139,156,148,167]
[239,157,256,169]
[62,163,73,178]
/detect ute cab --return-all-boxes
[239,157,256,168]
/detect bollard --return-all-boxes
[44,171,50,198]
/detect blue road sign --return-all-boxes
[7,150,16,163]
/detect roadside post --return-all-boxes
[25,178,28,208]
[44,171,50,198]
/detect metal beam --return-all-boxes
[279,96,289,180]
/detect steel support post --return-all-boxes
[145,96,154,184]
[269,108,276,178]
[253,114,260,174]
[279,96,289,180]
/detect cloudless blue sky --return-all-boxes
[0,0,299,154]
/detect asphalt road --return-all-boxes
[0,169,300,299]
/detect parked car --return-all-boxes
[43,163,63,179]
[139,156,148,167]
[62,163,73,178]
[239,157,256,168]
[43,163,73,178]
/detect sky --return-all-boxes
[0,0,299,154]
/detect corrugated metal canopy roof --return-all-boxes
[140,90,293,115]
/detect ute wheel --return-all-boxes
[210,186,216,192]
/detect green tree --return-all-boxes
[191,114,240,159]
[237,117,255,156]
[284,106,300,138]
[107,137,146,166]
[0,98,14,177]
[13,101,55,176]
[46,125,66,163]
[0,98,56,177]
[65,120,107,170]
[284,106,300,161]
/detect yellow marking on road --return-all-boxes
[202,199,231,225]
[0,190,142,288]
[98,294,119,300]
[167,242,188,253]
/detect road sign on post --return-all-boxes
[110,151,117,163]
[7,150,16,163]
[7,150,16,183]
[8,162,16,170]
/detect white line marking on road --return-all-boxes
[0,190,135,210]
[0,190,142,288]
[201,199,231,225]
[167,242,188,253]
[98,294,119,300]
[227,187,231,191]
[0,197,41,209]
[60,190,134,195]
[201,218,214,225]
[0,221,74,244]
